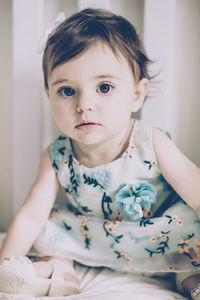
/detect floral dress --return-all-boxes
[34,120,200,274]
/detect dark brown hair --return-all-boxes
[43,8,152,89]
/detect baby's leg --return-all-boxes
[176,272,200,299]
[32,260,53,278]
[182,273,200,299]
[32,256,79,296]
[33,256,79,282]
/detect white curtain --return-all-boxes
[0,0,200,230]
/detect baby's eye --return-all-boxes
[58,87,76,97]
[97,83,113,94]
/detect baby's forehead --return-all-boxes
[73,40,126,61]
[49,41,134,82]
[53,40,129,71]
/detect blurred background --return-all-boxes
[0,0,200,231]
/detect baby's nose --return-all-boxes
[76,93,95,113]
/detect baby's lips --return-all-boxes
[75,121,100,128]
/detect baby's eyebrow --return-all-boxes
[94,74,121,80]
[52,79,69,86]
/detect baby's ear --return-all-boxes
[132,78,148,112]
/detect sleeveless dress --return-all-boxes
[34,120,200,274]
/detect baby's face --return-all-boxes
[47,42,146,149]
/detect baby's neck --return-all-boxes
[71,120,134,168]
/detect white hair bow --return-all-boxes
[38,12,66,53]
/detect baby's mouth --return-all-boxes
[76,121,98,127]
[75,121,101,131]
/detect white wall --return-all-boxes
[171,0,200,165]
[0,0,14,231]
[142,0,200,166]
[0,0,199,231]
[142,0,176,132]
[13,0,44,215]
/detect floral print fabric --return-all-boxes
[35,120,200,274]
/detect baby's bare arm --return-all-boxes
[152,128,200,216]
[0,147,59,260]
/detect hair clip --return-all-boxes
[38,12,66,53]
